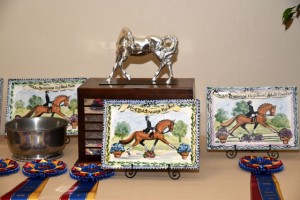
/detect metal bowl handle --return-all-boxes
[65,136,71,144]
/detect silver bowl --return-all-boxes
[5,117,69,161]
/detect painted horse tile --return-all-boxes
[102,99,200,170]
[6,78,86,135]
[207,86,298,150]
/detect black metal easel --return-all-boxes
[124,164,181,180]
[225,145,279,159]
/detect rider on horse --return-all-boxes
[245,101,257,123]
[43,91,51,109]
[143,115,154,139]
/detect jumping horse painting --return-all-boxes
[221,103,277,135]
[23,95,70,119]
[106,27,178,84]
[119,119,177,155]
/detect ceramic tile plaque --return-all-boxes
[6,78,87,135]
[0,78,3,126]
[102,99,200,170]
[207,86,298,150]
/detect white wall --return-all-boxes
[0,0,300,134]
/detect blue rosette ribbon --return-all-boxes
[22,159,68,179]
[60,163,115,200]
[239,156,284,175]
[1,159,67,200]
[0,158,19,177]
[239,156,284,200]
[70,163,115,182]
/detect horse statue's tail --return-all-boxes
[22,106,38,118]
[163,35,178,57]
[221,116,237,127]
[119,132,136,145]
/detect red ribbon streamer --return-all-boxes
[251,173,262,200]
[60,182,80,200]
[0,178,30,200]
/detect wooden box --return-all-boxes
[77,78,195,162]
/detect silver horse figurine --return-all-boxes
[106,27,178,84]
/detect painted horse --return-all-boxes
[221,103,277,135]
[106,27,178,84]
[23,95,70,119]
[119,119,177,155]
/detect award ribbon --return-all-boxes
[60,163,115,200]
[0,159,19,177]
[239,156,284,200]
[1,159,67,200]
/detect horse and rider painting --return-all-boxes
[207,86,298,151]
[6,78,86,135]
[102,99,200,170]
